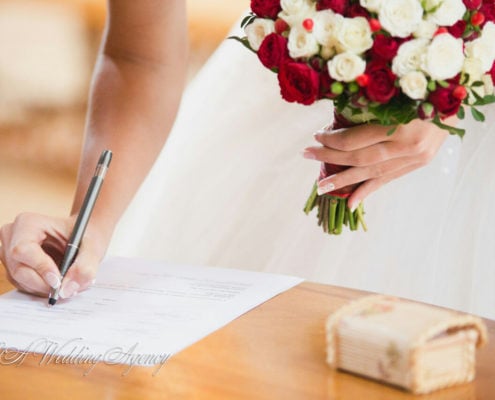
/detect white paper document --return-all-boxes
[0,257,302,367]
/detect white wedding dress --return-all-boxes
[108,25,495,320]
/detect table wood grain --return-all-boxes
[0,271,493,399]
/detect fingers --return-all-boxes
[1,213,105,300]
[1,214,65,293]
[9,264,51,296]
[314,123,392,151]
[347,163,422,211]
[306,119,451,209]
[304,141,402,167]
[59,240,100,299]
[0,213,69,296]
[10,241,61,288]
[316,156,419,195]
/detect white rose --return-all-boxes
[400,71,428,99]
[281,0,313,15]
[378,0,423,38]
[482,21,495,44]
[392,39,429,77]
[336,17,373,54]
[327,52,366,82]
[423,33,464,80]
[462,57,484,84]
[280,0,316,27]
[464,40,492,72]
[413,20,437,39]
[313,10,343,48]
[466,22,495,72]
[428,0,466,27]
[483,74,494,96]
[288,27,319,58]
[462,57,485,101]
[245,19,275,51]
[359,0,383,12]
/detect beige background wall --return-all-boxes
[0,0,247,226]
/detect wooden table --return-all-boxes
[0,273,493,399]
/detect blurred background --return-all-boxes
[0,0,247,226]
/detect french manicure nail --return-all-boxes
[316,125,331,134]
[59,280,80,299]
[44,272,61,289]
[350,201,359,212]
[317,182,336,196]
[302,150,316,160]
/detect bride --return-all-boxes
[1,1,494,319]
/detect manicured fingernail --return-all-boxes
[317,174,337,195]
[302,150,316,160]
[317,183,335,195]
[44,272,61,289]
[91,279,96,285]
[316,125,331,134]
[59,280,80,299]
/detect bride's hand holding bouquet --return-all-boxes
[304,117,451,218]
[233,0,495,235]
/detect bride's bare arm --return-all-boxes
[0,0,188,298]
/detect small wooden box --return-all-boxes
[326,295,487,394]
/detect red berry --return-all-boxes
[302,18,314,32]
[369,18,381,32]
[356,74,370,87]
[434,27,448,36]
[471,12,485,27]
[452,85,468,100]
[275,18,289,34]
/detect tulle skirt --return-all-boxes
[109,27,495,320]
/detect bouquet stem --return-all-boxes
[304,181,367,235]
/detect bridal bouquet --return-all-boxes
[233,0,495,235]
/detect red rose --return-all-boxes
[463,0,482,9]
[278,63,320,105]
[316,0,347,14]
[448,20,467,38]
[489,60,495,83]
[258,33,289,69]
[364,62,397,104]
[251,0,281,19]
[481,0,495,23]
[346,4,370,18]
[428,85,462,117]
[370,34,400,61]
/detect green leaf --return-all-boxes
[471,94,495,106]
[438,80,449,88]
[470,88,484,102]
[432,115,465,138]
[471,81,484,87]
[240,14,256,29]
[471,107,485,122]
[457,106,465,120]
[227,36,256,54]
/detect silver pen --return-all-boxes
[48,149,112,306]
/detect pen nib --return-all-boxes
[48,298,57,306]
